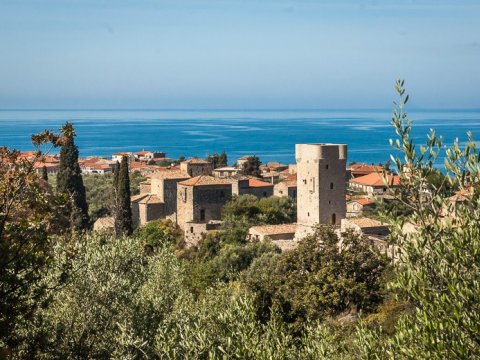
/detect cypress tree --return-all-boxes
[114,156,132,237]
[112,161,120,206]
[56,124,89,230]
[241,155,261,177]
[41,165,48,182]
[219,150,228,167]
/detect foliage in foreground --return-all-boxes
[11,234,352,359]
[2,81,480,359]
[355,80,480,359]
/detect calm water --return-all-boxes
[1,109,479,165]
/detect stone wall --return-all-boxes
[274,183,297,200]
[132,201,165,228]
[295,144,347,227]
[183,221,222,247]
[233,179,273,198]
[176,184,194,231]
[180,162,213,177]
[177,183,232,235]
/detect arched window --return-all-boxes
[331,213,336,225]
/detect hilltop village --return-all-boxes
[22,144,401,255]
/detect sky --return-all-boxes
[0,0,479,109]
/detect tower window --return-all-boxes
[330,182,334,190]
[326,164,329,169]
[331,213,336,225]
[190,226,194,233]
[200,209,205,221]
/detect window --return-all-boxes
[190,226,194,233]
[303,179,307,184]
[308,212,310,217]
[328,200,331,204]
[331,213,336,225]
[326,164,329,169]
[330,182,334,190]
[200,209,205,221]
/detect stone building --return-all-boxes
[347,163,384,179]
[236,155,252,169]
[295,143,347,240]
[131,194,164,228]
[231,177,273,198]
[245,143,348,248]
[349,172,400,195]
[247,224,298,251]
[341,218,395,259]
[150,169,190,221]
[131,168,190,227]
[212,166,241,178]
[176,175,233,246]
[274,174,297,200]
[180,158,213,177]
[112,152,136,163]
[346,197,376,217]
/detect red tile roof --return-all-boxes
[248,178,274,188]
[182,158,210,164]
[249,224,297,235]
[352,197,376,206]
[348,163,384,176]
[33,162,59,169]
[179,175,232,186]
[351,173,400,187]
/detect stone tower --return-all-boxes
[295,144,347,238]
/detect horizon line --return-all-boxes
[1,107,480,112]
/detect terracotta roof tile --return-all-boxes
[179,175,232,186]
[348,163,384,176]
[250,224,297,235]
[248,178,274,188]
[350,173,400,187]
[351,197,376,206]
[182,158,211,164]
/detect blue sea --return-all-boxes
[1,109,479,166]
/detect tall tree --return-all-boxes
[241,156,261,177]
[114,156,132,237]
[56,122,89,230]
[41,165,48,181]
[0,129,67,350]
[206,151,228,168]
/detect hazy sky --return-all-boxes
[1,0,479,109]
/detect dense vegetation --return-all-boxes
[56,122,89,230]
[114,156,133,237]
[1,82,479,359]
[206,151,228,168]
[240,155,262,177]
